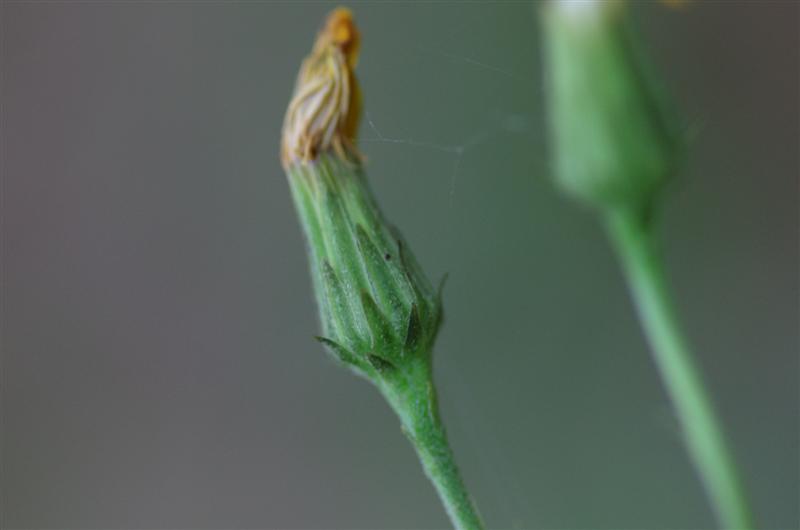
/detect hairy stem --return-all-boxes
[380,357,484,530]
[606,207,753,529]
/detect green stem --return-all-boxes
[380,357,484,530]
[606,207,753,529]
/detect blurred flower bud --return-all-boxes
[282,9,442,380]
[541,0,682,209]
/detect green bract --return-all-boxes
[286,154,442,380]
[542,0,682,209]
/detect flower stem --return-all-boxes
[380,357,484,530]
[605,206,753,529]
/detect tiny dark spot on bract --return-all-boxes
[384,253,391,260]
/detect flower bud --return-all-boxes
[282,9,441,379]
[541,0,682,209]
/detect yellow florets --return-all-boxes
[281,8,363,169]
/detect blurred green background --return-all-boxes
[2,2,797,529]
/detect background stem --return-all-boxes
[605,207,753,529]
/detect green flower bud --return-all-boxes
[541,0,682,209]
[282,9,441,381]
[278,11,485,528]
[287,155,442,378]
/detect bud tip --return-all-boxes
[281,7,363,169]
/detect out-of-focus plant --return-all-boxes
[540,1,753,528]
[280,8,483,530]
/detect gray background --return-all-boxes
[2,1,798,529]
